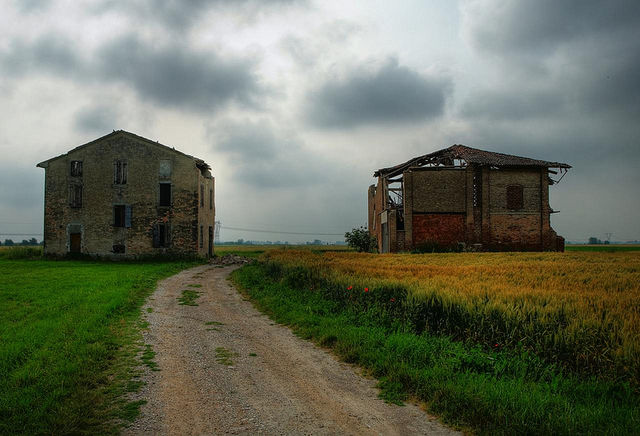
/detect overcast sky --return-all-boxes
[1,0,638,243]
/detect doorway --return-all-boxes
[70,232,81,253]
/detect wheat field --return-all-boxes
[262,249,640,384]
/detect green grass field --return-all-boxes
[565,244,640,252]
[0,251,198,434]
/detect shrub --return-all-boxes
[345,226,377,253]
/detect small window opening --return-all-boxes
[114,160,127,184]
[200,184,204,208]
[200,225,204,248]
[70,161,83,177]
[209,189,213,210]
[507,185,524,210]
[473,167,482,207]
[69,184,82,208]
[112,244,125,254]
[159,183,171,207]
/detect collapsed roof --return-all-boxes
[374,144,571,178]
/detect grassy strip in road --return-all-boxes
[0,256,198,434]
[232,262,640,435]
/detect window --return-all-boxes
[153,223,170,248]
[159,159,171,178]
[114,160,127,184]
[209,189,213,210]
[70,161,83,177]
[112,244,125,254]
[159,183,171,207]
[200,225,204,248]
[506,185,524,210]
[69,184,82,208]
[114,205,132,228]
[200,184,204,208]
[473,167,482,207]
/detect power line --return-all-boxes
[220,225,345,237]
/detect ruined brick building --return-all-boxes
[368,145,570,253]
[37,130,215,257]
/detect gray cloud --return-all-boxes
[461,0,640,122]
[14,0,52,13]
[0,36,83,76]
[209,118,333,188]
[0,33,266,113]
[0,163,43,209]
[306,58,450,128]
[95,0,306,31]
[465,0,640,57]
[96,34,265,112]
[74,105,118,133]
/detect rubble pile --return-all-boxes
[210,254,251,265]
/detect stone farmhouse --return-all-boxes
[368,145,570,253]
[37,130,215,257]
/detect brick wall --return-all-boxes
[410,169,466,213]
[412,214,465,248]
[489,214,542,250]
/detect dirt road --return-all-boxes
[125,264,458,435]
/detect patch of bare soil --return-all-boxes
[124,265,459,435]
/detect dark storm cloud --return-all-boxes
[96,0,306,31]
[466,0,640,56]
[0,33,265,113]
[461,0,640,124]
[74,105,118,133]
[209,119,333,188]
[96,35,264,112]
[0,36,83,76]
[306,58,450,128]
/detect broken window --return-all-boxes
[70,160,83,177]
[114,160,127,184]
[209,189,213,210]
[69,184,82,208]
[153,223,170,248]
[506,185,524,210]
[159,183,171,207]
[200,184,204,208]
[159,159,171,178]
[114,205,132,227]
[200,225,204,248]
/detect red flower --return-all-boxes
[494,343,499,347]
[390,298,395,302]
[364,287,369,292]
[347,286,353,290]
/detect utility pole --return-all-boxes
[214,220,221,244]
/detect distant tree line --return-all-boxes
[0,238,42,246]
[588,237,610,245]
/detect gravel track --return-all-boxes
[124,264,458,435]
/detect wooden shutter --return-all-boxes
[125,205,132,228]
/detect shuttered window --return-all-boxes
[114,160,127,184]
[506,185,524,210]
[153,223,169,248]
[114,205,132,227]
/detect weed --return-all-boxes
[205,321,224,326]
[215,347,238,366]
[141,344,160,371]
[249,353,257,357]
[146,307,153,313]
[187,284,202,288]
[177,290,201,306]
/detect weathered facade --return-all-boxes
[368,145,570,253]
[37,130,215,257]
